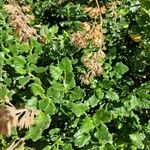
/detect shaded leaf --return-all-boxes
[93,109,112,126]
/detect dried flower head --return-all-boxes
[71,32,88,48]
[84,7,99,18]
[80,22,91,32]
[80,50,105,84]
[84,6,107,17]
[88,25,104,47]
[17,109,37,129]
[4,1,36,42]
[100,6,107,14]
[0,106,17,136]
[0,98,37,136]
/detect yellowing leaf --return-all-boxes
[130,34,141,42]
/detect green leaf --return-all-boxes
[26,96,38,109]
[137,98,150,109]
[47,87,64,101]
[13,56,26,67]
[19,42,29,53]
[95,88,104,99]
[74,133,91,148]
[42,146,52,150]
[65,72,75,89]
[60,57,73,72]
[49,128,60,135]
[62,143,73,150]
[31,83,45,96]
[50,25,58,34]
[39,98,56,115]
[34,67,46,73]
[25,112,51,141]
[17,76,30,87]
[51,81,64,91]
[30,38,43,54]
[94,124,112,144]
[27,53,38,64]
[114,62,129,74]
[0,86,7,98]
[59,57,75,89]
[15,67,26,74]
[129,133,145,149]
[74,117,94,136]
[72,103,88,117]
[69,86,85,101]
[103,143,116,150]
[87,95,99,107]
[106,88,119,101]
[93,109,112,126]
[50,65,62,80]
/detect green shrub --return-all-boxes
[0,0,149,149]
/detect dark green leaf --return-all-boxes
[93,109,112,126]
[69,86,85,101]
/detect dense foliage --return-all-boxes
[0,0,150,149]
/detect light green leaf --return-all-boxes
[0,86,8,98]
[93,109,112,126]
[103,143,116,150]
[106,89,119,101]
[27,53,38,64]
[74,133,91,148]
[42,146,52,150]
[30,38,43,54]
[114,62,129,74]
[129,133,145,149]
[26,96,38,109]
[13,56,26,67]
[17,76,30,87]
[87,95,99,107]
[19,42,29,53]
[65,72,75,89]
[60,57,72,72]
[50,65,62,80]
[95,88,104,99]
[94,124,112,144]
[39,98,56,115]
[15,67,26,75]
[47,87,64,101]
[49,128,60,135]
[31,83,45,96]
[34,67,46,73]
[62,143,73,150]
[75,117,94,136]
[59,58,75,89]
[69,86,85,101]
[72,103,88,117]
[50,25,58,35]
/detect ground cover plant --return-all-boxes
[0,0,150,149]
